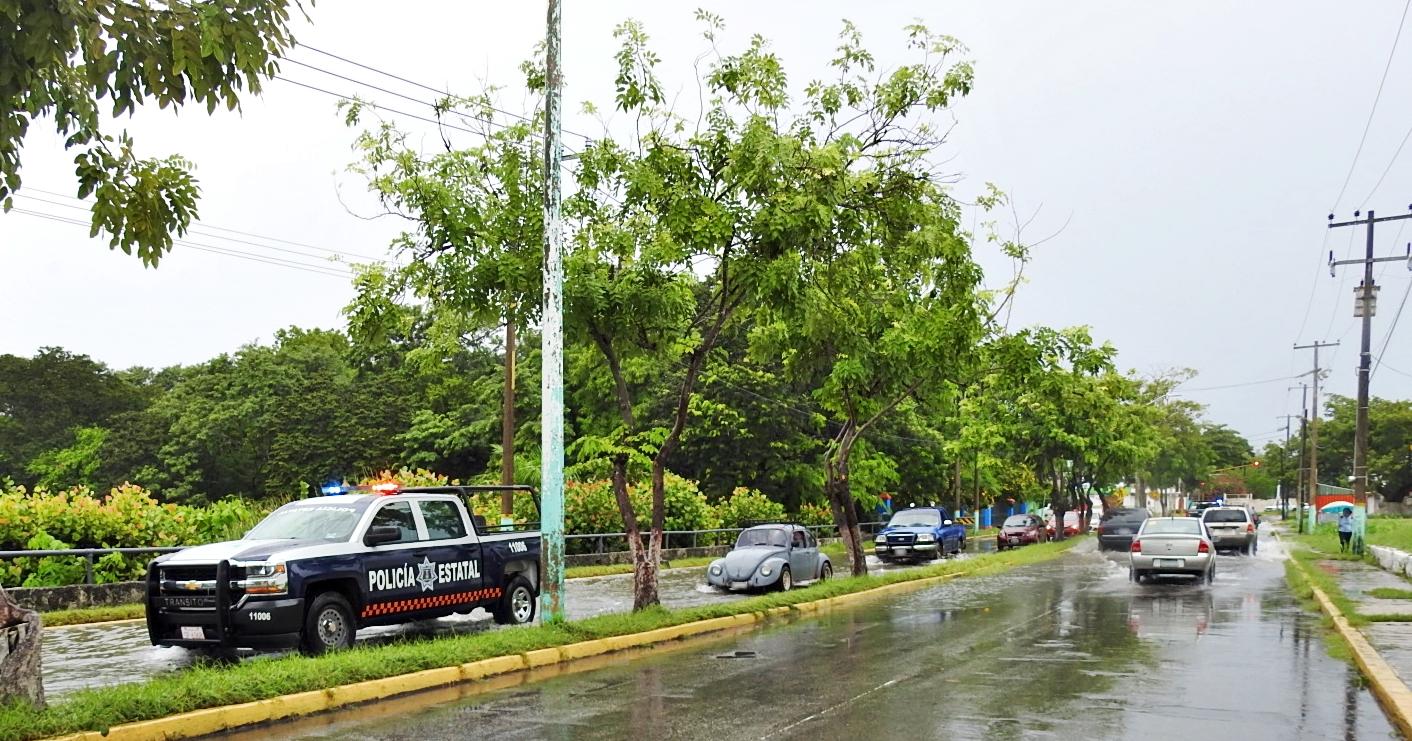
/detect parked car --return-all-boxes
[1046,511,1081,539]
[1129,517,1215,584]
[707,524,831,592]
[996,514,1047,550]
[873,506,967,563]
[1097,508,1149,551]
[1200,506,1258,554]
[146,484,541,654]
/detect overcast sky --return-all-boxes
[3,0,1411,448]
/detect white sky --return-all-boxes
[3,0,1411,448]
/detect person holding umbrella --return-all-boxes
[1338,507,1355,553]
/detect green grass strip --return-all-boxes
[0,538,1081,741]
[1368,587,1412,600]
[40,604,145,627]
[1287,547,1368,626]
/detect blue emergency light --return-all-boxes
[321,482,348,496]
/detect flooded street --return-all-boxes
[237,532,1397,740]
[42,548,966,698]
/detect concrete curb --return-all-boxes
[43,558,998,740]
[1285,539,1412,738]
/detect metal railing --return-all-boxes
[0,547,183,586]
[1,522,890,585]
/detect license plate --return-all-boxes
[731,581,748,590]
[1009,537,1022,544]
[892,546,910,554]
[180,626,205,640]
[1153,558,1184,568]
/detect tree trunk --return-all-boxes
[500,315,516,518]
[614,454,657,610]
[591,328,659,610]
[1049,463,1067,541]
[825,424,868,576]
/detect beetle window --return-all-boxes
[369,501,420,543]
[736,528,788,548]
[418,500,467,540]
[792,530,806,548]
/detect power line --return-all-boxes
[1372,277,1412,381]
[11,192,384,265]
[1360,122,1412,207]
[1174,376,1295,393]
[1331,0,1412,214]
[8,208,353,279]
[295,45,595,142]
[18,187,388,262]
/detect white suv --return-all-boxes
[1201,506,1258,554]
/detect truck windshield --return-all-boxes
[736,528,788,548]
[889,509,941,528]
[246,502,366,541]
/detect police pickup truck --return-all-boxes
[145,484,541,654]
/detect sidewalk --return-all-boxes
[1319,559,1412,688]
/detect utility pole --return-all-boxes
[1327,208,1412,509]
[1277,414,1298,519]
[1294,342,1337,533]
[1294,383,1309,526]
[501,311,516,523]
[539,0,566,621]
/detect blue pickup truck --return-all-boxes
[145,484,541,654]
[873,505,967,563]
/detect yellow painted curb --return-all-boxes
[42,545,1069,741]
[1285,539,1412,738]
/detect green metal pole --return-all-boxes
[539,0,566,622]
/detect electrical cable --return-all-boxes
[1372,276,1412,381]
[8,208,353,279]
[1331,0,1412,214]
[295,44,595,142]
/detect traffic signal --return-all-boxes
[1251,461,1261,468]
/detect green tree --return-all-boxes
[0,347,147,482]
[1,0,308,264]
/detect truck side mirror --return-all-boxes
[364,525,400,546]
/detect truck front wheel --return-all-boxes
[494,576,537,625]
[301,592,355,655]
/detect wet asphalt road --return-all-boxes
[43,546,969,698]
[234,531,1398,741]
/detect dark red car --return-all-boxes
[1046,511,1081,539]
[996,514,1048,550]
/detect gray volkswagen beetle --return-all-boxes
[706,524,832,592]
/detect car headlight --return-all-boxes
[874,535,887,544]
[761,566,773,576]
[710,565,722,576]
[915,533,936,542]
[232,561,287,595]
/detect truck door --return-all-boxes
[359,499,434,622]
[413,498,484,612]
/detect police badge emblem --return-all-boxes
[416,557,437,592]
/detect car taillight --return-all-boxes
[1198,540,1210,553]
[1130,539,1141,553]
[1096,525,1103,535]
[1247,523,1255,533]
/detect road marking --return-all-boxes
[761,677,903,740]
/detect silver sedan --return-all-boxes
[1129,517,1215,585]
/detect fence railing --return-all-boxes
[1,522,892,586]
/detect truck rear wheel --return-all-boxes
[301,592,355,655]
[494,576,537,625]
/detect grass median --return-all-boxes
[0,537,1083,741]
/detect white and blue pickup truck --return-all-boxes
[145,484,541,654]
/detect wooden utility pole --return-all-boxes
[1327,208,1412,507]
[1294,342,1337,533]
[500,313,516,520]
[1277,414,1299,519]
